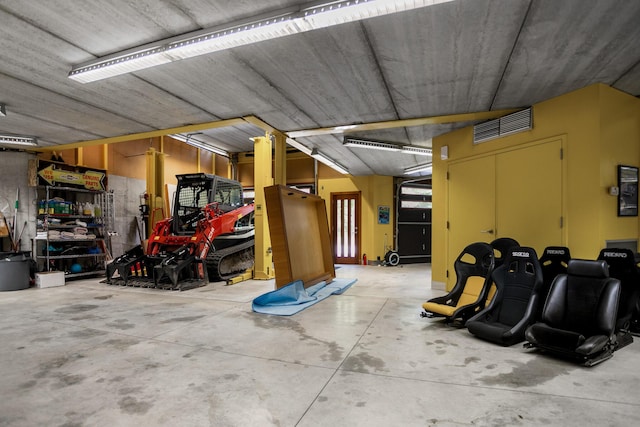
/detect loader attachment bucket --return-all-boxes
[106,245,147,285]
[152,245,206,290]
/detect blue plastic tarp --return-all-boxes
[252,278,356,316]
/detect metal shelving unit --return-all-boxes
[34,185,113,279]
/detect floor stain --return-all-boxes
[250,314,344,362]
[51,373,86,389]
[223,374,240,381]
[105,319,135,330]
[55,304,99,314]
[342,352,387,373]
[478,358,575,388]
[103,338,140,350]
[68,328,108,339]
[19,380,37,390]
[119,386,144,395]
[34,354,85,379]
[465,356,480,365]
[161,315,206,323]
[94,295,113,300]
[118,396,153,415]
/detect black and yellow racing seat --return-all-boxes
[421,242,495,325]
[490,237,520,268]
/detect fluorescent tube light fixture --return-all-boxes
[404,162,432,175]
[344,137,433,156]
[344,137,401,152]
[170,133,229,157]
[400,145,432,156]
[69,0,453,83]
[311,148,349,174]
[0,135,38,146]
[286,137,313,155]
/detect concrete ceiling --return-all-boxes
[1,0,639,177]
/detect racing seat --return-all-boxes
[538,246,571,318]
[467,247,543,346]
[421,242,495,325]
[524,259,621,366]
[597,248,640,348]
[490,238,520,268]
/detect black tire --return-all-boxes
[385,250,400,266]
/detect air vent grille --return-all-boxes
[473,108,532,144]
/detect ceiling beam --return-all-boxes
[285,109,520,138]
[37,117,249,151]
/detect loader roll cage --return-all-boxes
[173,174,244,236]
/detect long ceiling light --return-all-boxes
[344,137,400,152]
[0,135,38,146]
[404,162,432,175]
[169,133,229,157]
[311,148,349,174]
[286,137,313,155]
[69,0,453,83]
[344,137,433,156]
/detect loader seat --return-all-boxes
[467,247,543,346]
[597,248,639,348]
[538,246,571,318]
[422,242,495,325]
[490,237,520,268]
[524,259,621,366]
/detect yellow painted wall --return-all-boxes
[317,170,394,262]
[598,86,640,245]
[432,83,640,288]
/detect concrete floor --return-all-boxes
[1,263,639,426]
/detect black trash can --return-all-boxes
[0,252,31,291]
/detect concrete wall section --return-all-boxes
[0,151,38,253]
[107,175,146,258]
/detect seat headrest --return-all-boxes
[567,259,609,278]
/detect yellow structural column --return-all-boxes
[274,132,287,186]
[75,147,83,166]
[252,133,275,279]
[145,147,166,238]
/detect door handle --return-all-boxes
[480,229,494,234]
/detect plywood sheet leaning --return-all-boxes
[264,185,335,289]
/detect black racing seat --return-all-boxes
[490,238,520,268]
[538,246,571,318]
[421,242,495,325]
[597,248,640,348]
[467,247,544,346]
[524,259,621,366]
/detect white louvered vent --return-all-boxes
[473,108,532,144]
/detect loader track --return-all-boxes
[206,238,255,281]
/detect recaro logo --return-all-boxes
[512,251,529,257]
[547,249,565,255]
[603,252,627,258]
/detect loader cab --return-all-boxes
[172,174,244,235]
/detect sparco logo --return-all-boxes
[547,249,565,255]
[603,252,627,258]
[512,251,529,257]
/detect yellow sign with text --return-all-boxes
[38,165,105,191]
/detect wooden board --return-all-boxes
[265,185,335,289]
